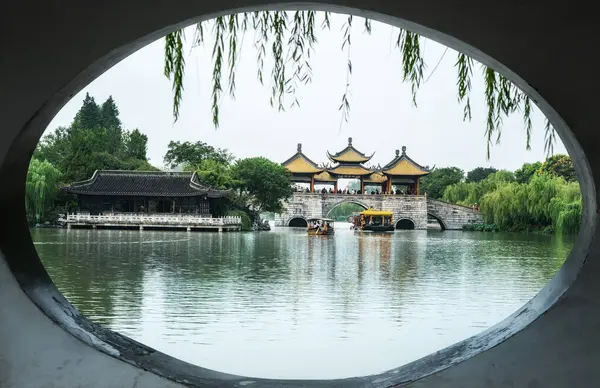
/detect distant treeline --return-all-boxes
[420,157,581,235]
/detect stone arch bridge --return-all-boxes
[274,193,483,230]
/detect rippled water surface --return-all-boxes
[32,225,571,379]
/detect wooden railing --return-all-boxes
[66,213,242,226]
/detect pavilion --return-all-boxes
[62,170,230,216]
[281,138,430,194]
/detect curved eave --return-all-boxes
[381,155,430,176]
[326,150,374,164]
[314,171,338,182]
[328,166,374,176]
[383,170,431,177]
[287,168,323,174]
[190,174,232,197]
[206,189,231,198]
[60,188,210,197]
[282,152,322,174]
[363,173,388,183]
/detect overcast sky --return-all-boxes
[45,13,566,172]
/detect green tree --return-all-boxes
[163,140,234,169]
[479,173,581,234]
[164,12,556,157]
[231,157,293,213]
[100,96,124,155]
[63,131,122,181]
[72,93,102,131]
[514,161,543,184]
[33,126,70,166]
[443,165,582,235]
[420,167,464,199]
[123,129,148,161]
[26,158,62,224]
[36,95,158,183]
[195,159,239,189]
[466,167,498,183]
[443,170,516,206]
[541,154,576,182]
[100,96,122,131]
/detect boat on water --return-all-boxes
[307,218,335,236]
[350,209,395,232]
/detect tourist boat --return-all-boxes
[307,218,335,236]
[350,209,395,232]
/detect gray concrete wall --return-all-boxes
[0,1,597,388]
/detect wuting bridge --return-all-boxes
[276,139,482,230]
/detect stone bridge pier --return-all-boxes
[275,193,482,230]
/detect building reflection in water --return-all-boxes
[32,226,571,380]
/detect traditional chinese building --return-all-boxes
[326,137,375,193]
[62,170,230,216]
[281,138,430,195]
[281,143,324,192]
[379,146,430,195]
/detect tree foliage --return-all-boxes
[541,154,576,182]
[26,158,62,224]
[443,170,515,206]
[230,157,293,213]
[123,129,149,161]
[443,167,581,235]
[194,159,239,189]
[72,93,102,131]
[35,94,157,183]
[100,96,122,131]
[164,11,556,158]
[420,167,464,199]
[163,140,234,169]
[466,167,498,183]
[514,161,543,184]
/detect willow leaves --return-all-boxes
[163,11,555,157]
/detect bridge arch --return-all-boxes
[288,216,308,227]
[427,212,448,230]
[396,218,416,230]
[324,199,369,219]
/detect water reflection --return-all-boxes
[32,225,571,379]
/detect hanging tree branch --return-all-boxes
[163,11,556,158]
[455,52,473,122]
[338,15,353,129]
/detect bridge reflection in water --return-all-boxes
[33,225,568,379]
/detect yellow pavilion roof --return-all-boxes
[328,164,373,176]
[327,137,374,163]
[363,172,388,183]
[381,146,430,176]
[282,143,323,174]
[314,171,337,182]
[360,209,393,216]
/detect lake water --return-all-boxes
[31,224,572,379]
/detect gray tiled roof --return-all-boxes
[61,170,229,198]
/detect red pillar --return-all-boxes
[310,175,315,193]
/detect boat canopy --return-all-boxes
[307,217,335,222]
[360,210,393,216]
